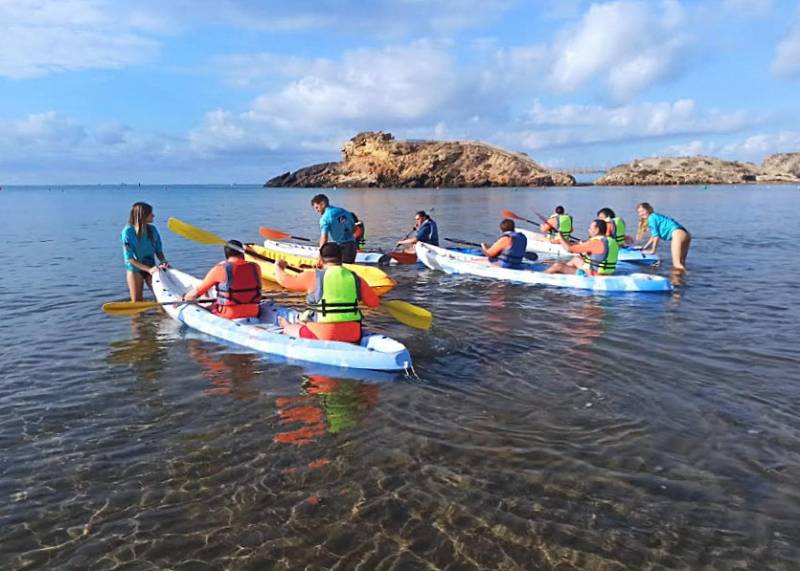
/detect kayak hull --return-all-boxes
[152,269,412,371]
[415,243,672,293]
[246,242,396,296]
[518,229,660,265]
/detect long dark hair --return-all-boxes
[128,202,153,239]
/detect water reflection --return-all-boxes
[106,314,168,382]
[187,341,261,399]
[275,376,380,448]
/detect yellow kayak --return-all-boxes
[244,243,396,297]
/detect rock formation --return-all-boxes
[761,152,800,178]
[265,132,575,188]
[594,155,800,186]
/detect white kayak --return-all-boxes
[152,268,413,371]
[518,229,659,265]
[415,243,672,293]
[263,239,391,265]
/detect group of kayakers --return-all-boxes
[120,196,690,345]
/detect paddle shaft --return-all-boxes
[445,237,538,261]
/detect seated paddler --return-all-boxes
[480,219,528,269]
[274,242,380,343]
[183,239,262,319]
[544,219,619,276]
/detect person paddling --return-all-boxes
[481,219,528,269]
[636,202,691,271]
[274,242,380,343]
[395,210,439,253]
[182,240,262,319]
[596,207,629,247]
[121,202,170,302]
[539,205,573,242]
[311,194,357,263]
[545,219,619,276]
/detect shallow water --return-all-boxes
[1,184,800,570]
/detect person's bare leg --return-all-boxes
[126,271,144,301]
[671,230,690,271]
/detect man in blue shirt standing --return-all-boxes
[311,194,357,263]
[396,210,439,253]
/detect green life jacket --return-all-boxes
[612,217,626,246]
[303,266,362,323]
[548,214,573,240]
[582,236,619,275]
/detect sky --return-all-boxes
[1,0,799,184]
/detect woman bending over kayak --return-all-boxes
[121,202,169,301]
[636,202,691,271]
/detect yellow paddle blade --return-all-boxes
[102,301,161,316]
[383,300,432,330]
[167,217,226,246]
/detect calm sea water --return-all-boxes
[1,184,799,570]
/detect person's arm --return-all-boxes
[642,236,659,254]
[275,261,316,292]
[152,227,170,267]
[319,214,330,246]
[481,236,511,258]
[358,280,381,308]
[558,237,603,255]
[184,265,224,300]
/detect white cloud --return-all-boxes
[720,132,800,158]
[547,0,690,100]
[0,0,159,79]
[771,9,800,77]
[507,99,755,150]
[665,140,717,156]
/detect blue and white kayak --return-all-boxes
[152,269,413,371]
[263,239,391,264]
[518,229,659,265]
[415,243,672,293]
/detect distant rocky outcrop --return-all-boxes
[761,152,800,178]
[265,132,575,188]
[595,155,800,186]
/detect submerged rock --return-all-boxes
[265,131,575,188]
[595,155,800,186]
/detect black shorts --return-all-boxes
[339,241,357,263]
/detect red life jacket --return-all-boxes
[217,260,261,307]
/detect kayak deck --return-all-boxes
[152,268,412,371]
[415,243,672,293]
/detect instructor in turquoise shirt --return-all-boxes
[636,202,691,272]
[310,194,357,263]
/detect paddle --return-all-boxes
[168,217,432,331]
[259,226,312,242]
[444,237,538,261]
[501,208,550,226]
[103,299,216,316]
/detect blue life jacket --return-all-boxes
[497,231,528,269]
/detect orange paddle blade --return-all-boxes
[501,209,522,220]
[259,227,291,240]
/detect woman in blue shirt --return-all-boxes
[121,202,169,301]
[636,202,691,271]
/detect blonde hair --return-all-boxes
[636,202,654,240]
[128,202,153,239]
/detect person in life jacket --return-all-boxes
[596,207,629,247]
[311,193,358,263]
[544,219,619,276]
[539,205,573,242]
[351,213,367,250]
[183,240,262,319]
[395,210,440,253]
[481,219,529,269]
[274,242,380,343]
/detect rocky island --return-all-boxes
[595,154,800,185]
[265,131,576,188]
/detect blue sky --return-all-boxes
[1,0,799,184]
